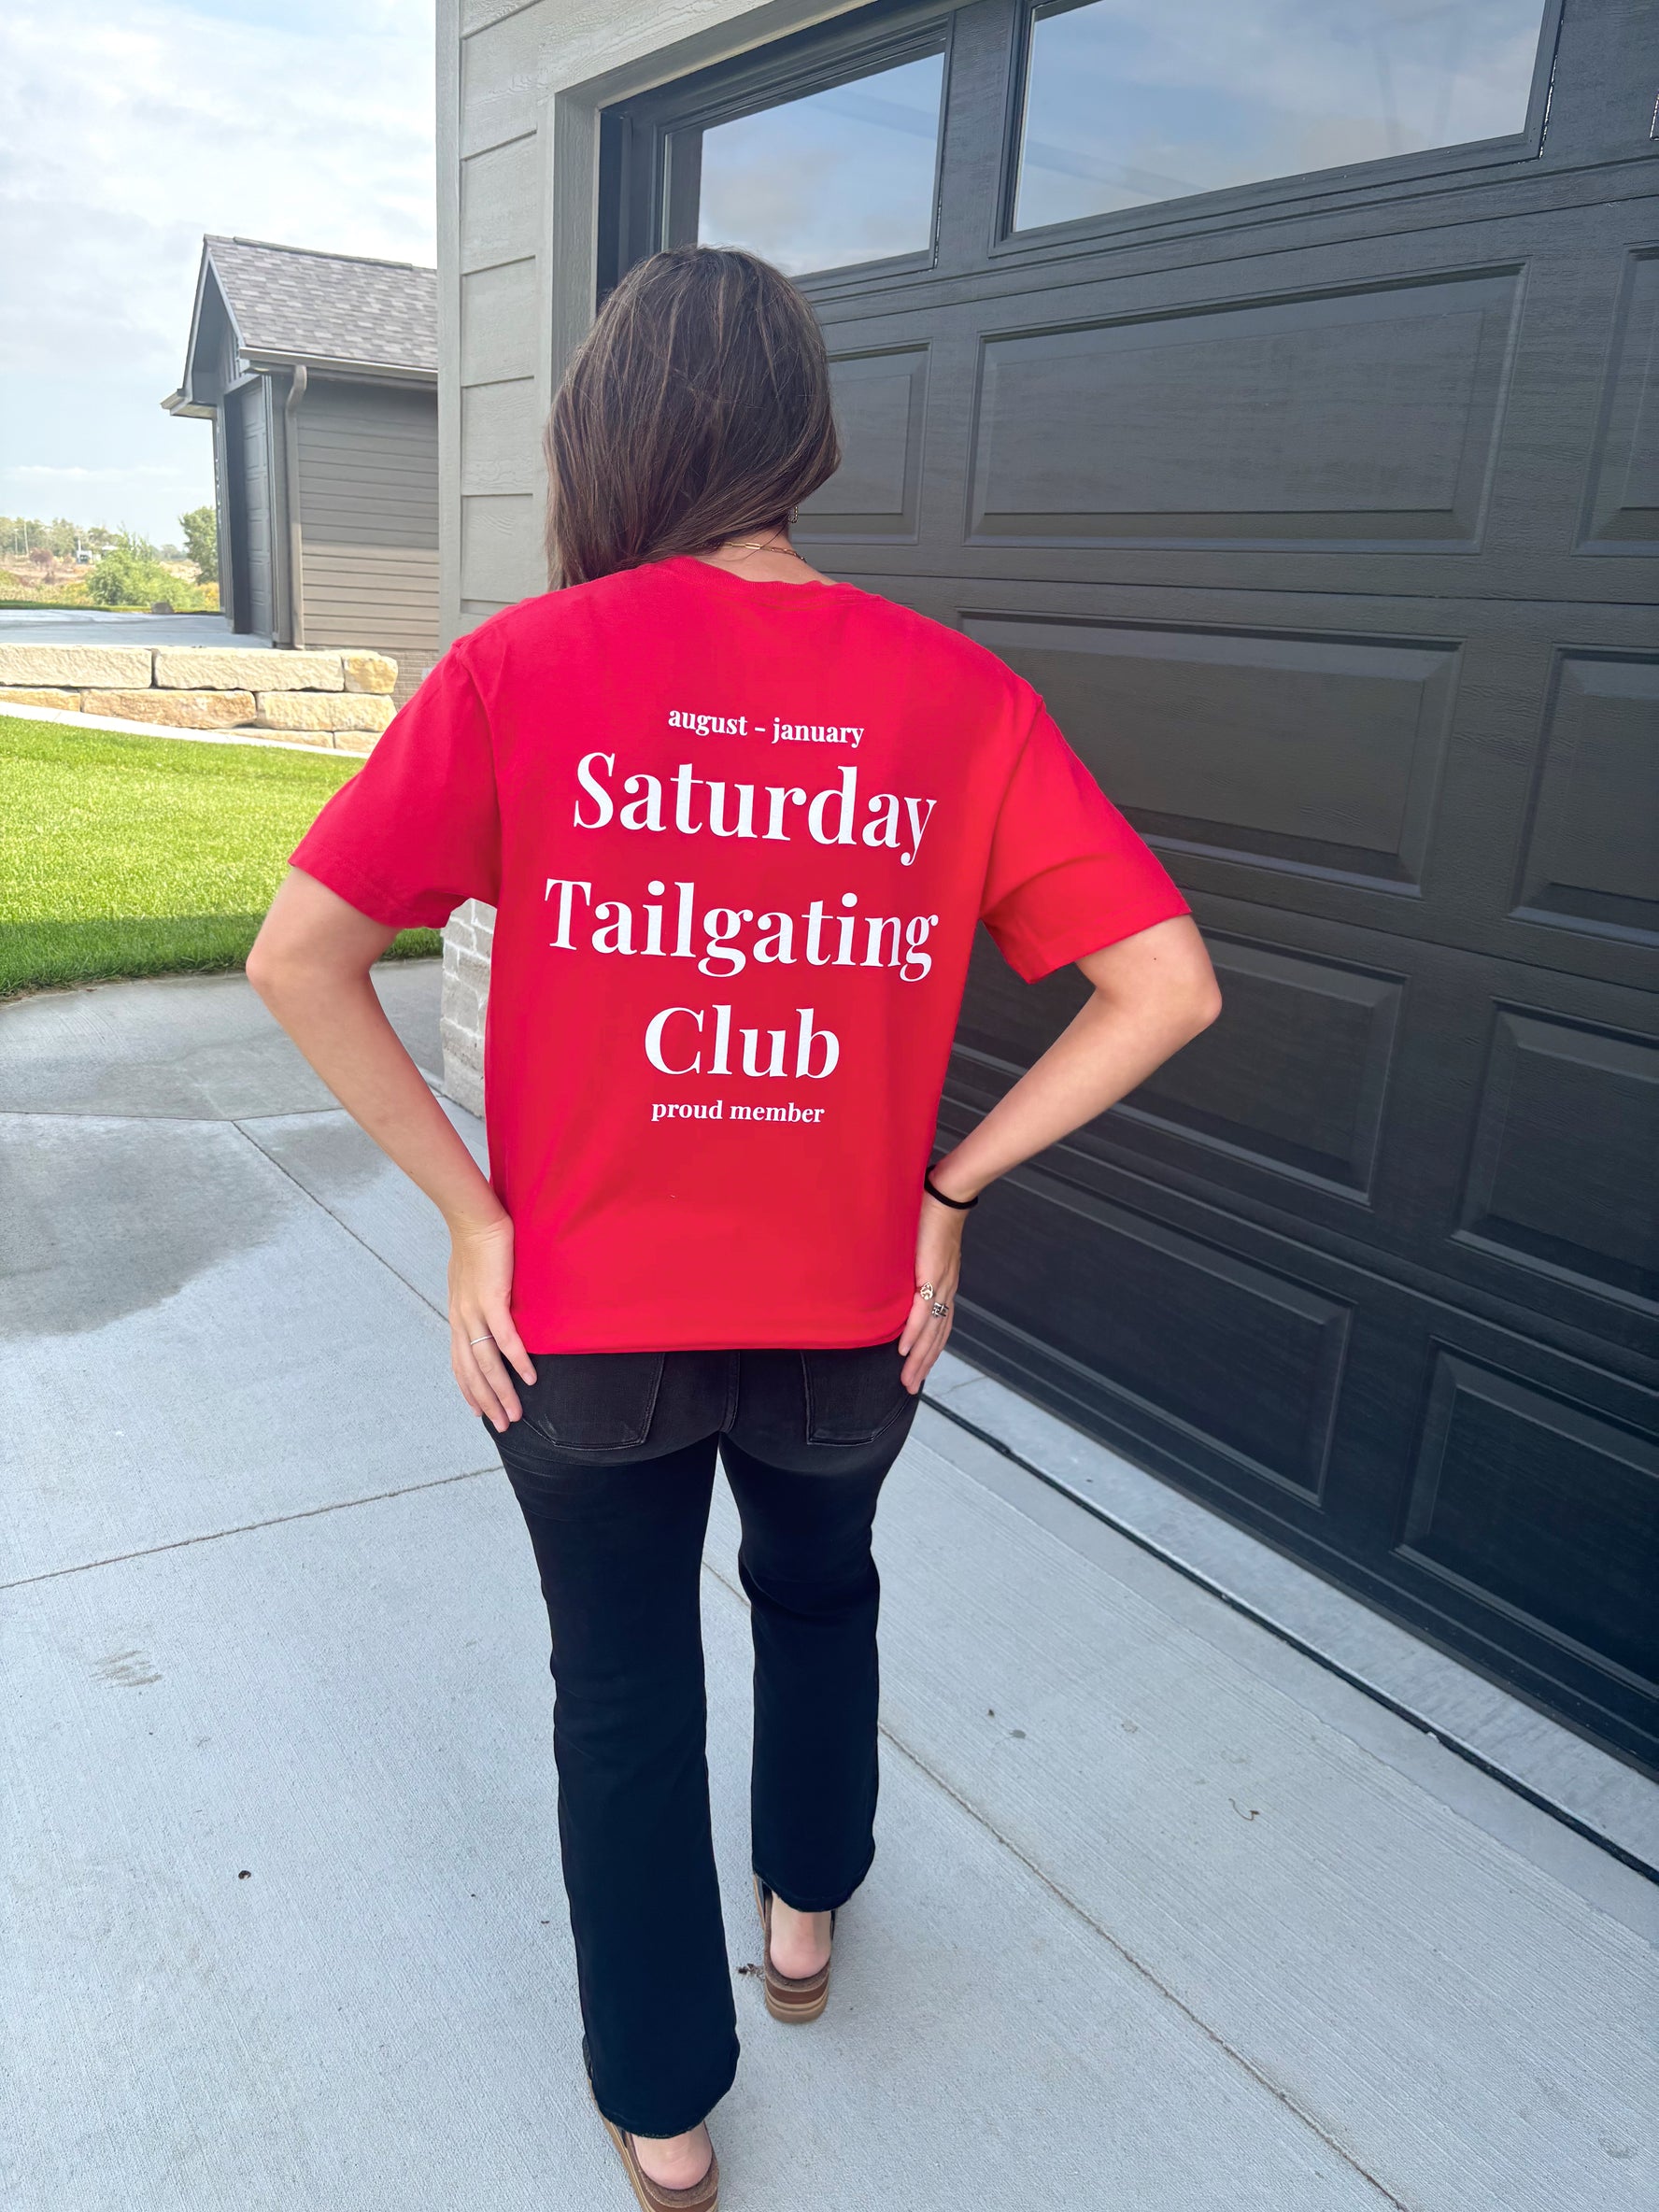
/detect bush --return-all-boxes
[85,546,203,611]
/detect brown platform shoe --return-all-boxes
[753,1873,836,2025]
[587,2084,719,2211]
[583,2049,719,2212]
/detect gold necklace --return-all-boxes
[716,530,809,562]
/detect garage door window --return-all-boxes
[1013,0,1553,233]
[671,50,947,277]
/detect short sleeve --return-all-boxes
[289,646,501,929]
[980,703,1189,983]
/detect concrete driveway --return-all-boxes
[4,965,1654,2211]
[0,611,267,648]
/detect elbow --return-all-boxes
[245,922,307,1010]
[1155,973,1222,1054]
[1188,977,1224,1037]
[243,929,282,1004]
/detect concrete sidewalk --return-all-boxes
[3,967,1654,2211]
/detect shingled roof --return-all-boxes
[201,236,437,376]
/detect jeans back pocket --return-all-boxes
[801,1340,912,1447]
[522,1351,666,1452]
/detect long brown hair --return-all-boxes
[545,247,840,588]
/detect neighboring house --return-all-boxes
[440,1,1659,1770]
[163,236,439,702]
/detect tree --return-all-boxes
[2,514,123,560]
[178,504,218,582]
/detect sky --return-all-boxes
[0,0,1549,542]
[0,0,435,545]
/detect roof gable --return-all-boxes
[192,236,437,379]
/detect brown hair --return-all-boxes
[544,247,840,588]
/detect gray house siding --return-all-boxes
[296,379,440,702]
[438,0,785,639]
[168,239,441,686]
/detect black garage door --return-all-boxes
[603,0,1659,1770]
[223,380,276,640]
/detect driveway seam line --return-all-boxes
[701,1545,1419,2212]
[229,1118,451,1326]
[872,1719,1417,2209]
[2,1467,500,1590]
[0,1106,349,1124]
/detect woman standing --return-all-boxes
[248,246,1218,2209]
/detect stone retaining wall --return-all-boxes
[0,645,398,752]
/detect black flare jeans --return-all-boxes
[489,1339,920,2140]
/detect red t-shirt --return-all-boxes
[291,554,1189,1351]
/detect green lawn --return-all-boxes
[0,716,440,999]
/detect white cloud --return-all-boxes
[10,463,185,480]
[0,0,434,537]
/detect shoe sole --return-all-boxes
[753,1873,831,2024]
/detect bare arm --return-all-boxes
[251,873,1217,1413]
[245,867,534,1431]
[897,914,1222,1392]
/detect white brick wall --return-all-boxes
[439,899,494,1116]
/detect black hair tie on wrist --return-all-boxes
[925,1169,978,1211]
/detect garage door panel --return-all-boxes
[801,204,1659,602]
[966,269,1521,550]
[951,924,1449,1250]
[1401,1347,1659,1689]
[960,1159,1353,1502]
[1576,245,1659,554]
[798,344,929,538]
[1511,650,1659,943]
[960,612,1456,892]
[880,572,1651,994]
[950,909,1658,1367]
[1454,1007,1659,1312]
[1123,936,1403,1204]
[931,1118,1433,1556]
